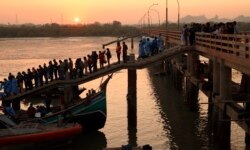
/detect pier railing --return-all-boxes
[146,29,250,75]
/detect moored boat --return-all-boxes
[14,74,112,131]
[42,90,107,131]
[0,115,82,148]
[38,74,112,131]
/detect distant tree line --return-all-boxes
[0,21,140,38]
[1,20,249,38]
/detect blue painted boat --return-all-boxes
[42,90,107,131]
[33,74,112,131]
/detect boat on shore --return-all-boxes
[0,115,82,148]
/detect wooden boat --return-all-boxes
[41,89,107,131]
[0,115,82,147]
[30,74,112,131]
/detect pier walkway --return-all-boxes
[3,45,192,102]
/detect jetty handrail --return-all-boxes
[195,32,250,75]
[102,34,141,48]
[3,46,191,102]
[145,29,250,75]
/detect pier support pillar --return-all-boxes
[210,58,220,140]
[173,67,183,91]
[213,60,231,149]
[187,52,198,77]
[62,72,73,108]
[127,54,137,127]
[239,73,250,145]
[186,52,199,111]
[186,79,199,111]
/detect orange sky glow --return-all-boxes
[0,0,249,25]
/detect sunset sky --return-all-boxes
[1,0,249,25]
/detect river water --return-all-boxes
[0,37,246,150]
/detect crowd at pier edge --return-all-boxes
[0,37,162,117]
[0,48,112,99]
[181,21,239,46]
[0,21,240,118]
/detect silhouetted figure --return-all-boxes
[106,48,112,66]
[27,103,36,118]
[116,41,121,63]
[122,42,128,63]
[53,59,58,80]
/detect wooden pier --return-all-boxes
[2,29,250,147]
[148,29,250,147]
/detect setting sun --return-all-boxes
[74,17,80,23]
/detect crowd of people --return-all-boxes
[138,34,164,59]
[181,21,240,46]
[0,41,136,100]
[0,48,114,99]
[0,22,241,99]
[0,41,136,119]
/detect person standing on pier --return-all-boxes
[151,37,158,55]
[43,64,49,84]
[27,69,33,90]
[22,71,28,90]
[10,75,18,96]
[98,51,105,68]
[16,72,24,93]
[68,58,73,75]
[32,67,39,88]
[145,38,151,57]
[116,41,121,63]
[91,51,98,72]
[122,42,128,63]
[106,48,112,66]
[58,60,65,80]
[53,59,58,80]
[87,55,92,73]
[83,56,88,74]
[48,61,54,82]
[38,65,44,86]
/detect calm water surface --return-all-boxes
[0,37,246,149]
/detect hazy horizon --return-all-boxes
[1,0,250,25]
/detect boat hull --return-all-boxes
[0,124,82,147]
[42,91,107,131]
